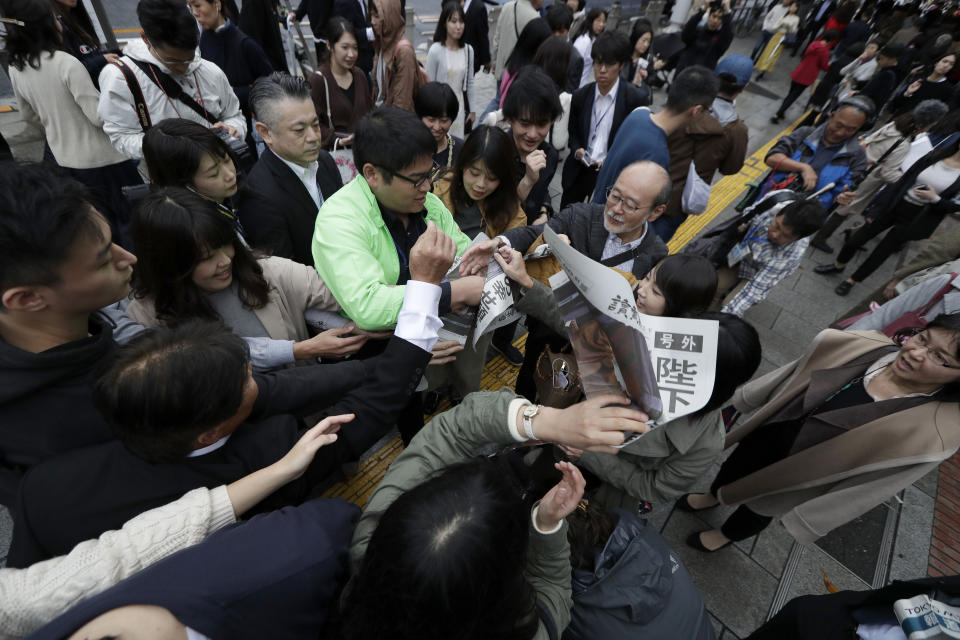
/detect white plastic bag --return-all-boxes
[681,161,711,215]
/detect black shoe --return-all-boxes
[835,281,854,296]
[675,493,718,513]
[756,71,765,80]
[814,263,844,275]
[771,115,782,124]
[492,342,524,366]
[686,531,732,553]
[810,239,834,253]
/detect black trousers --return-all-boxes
[835,201,923,282]
[560,166,599,209]
[514,317,569,401]
[709,419,805,541]
[810,210,846,245]
[777,81,809,118]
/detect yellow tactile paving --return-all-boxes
[321,112,810,507]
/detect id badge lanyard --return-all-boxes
[727,225,768,267]
[586,97,616,157]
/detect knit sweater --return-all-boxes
[9,51,128,169]
[0,486,235,639]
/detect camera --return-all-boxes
[214,127,255,173]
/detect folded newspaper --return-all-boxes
[543,226,719,436]
[895,594,960,639]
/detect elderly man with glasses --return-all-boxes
[97,0,246,160]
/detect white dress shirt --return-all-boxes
[601,222,647,273]
[273,150,323,209]
[587,78,619,164]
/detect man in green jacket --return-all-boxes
[312,106,485,331]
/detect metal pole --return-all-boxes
[85,0,119,50]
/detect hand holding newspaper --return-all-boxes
[543,226,719,442]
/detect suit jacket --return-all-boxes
[463,0,490,71]
[238,148,343,266]
[561,81,649,191]
[502,202,668,280]
[7,336,430,567]
[724,329,960,544]
[31,499,360,640]
[332,0,374,72]
[296,0,336,41]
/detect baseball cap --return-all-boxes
[715,54,754,87]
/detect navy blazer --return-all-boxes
[29,499,360,640]
[238,147,343,267]
[561,81,649,191]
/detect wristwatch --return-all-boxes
[521,404,542,440]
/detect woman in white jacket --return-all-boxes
[426,2,477,138]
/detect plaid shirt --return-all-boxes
[722,207,809,317]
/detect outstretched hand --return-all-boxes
[531,395,650,453]
[494,246,534,289]
[536,461,586,531]
[458,238,501,276]
[276,414,353,480]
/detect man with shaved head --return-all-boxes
[457,160,671,398]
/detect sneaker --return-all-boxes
[492,341,524,366]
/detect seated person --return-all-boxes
[761,96,872,210]
[125,188,366,365]
[712,194,825,317]
[1,421,343,637]
[461,160,671,400]
[238,72,342,266]
[415,82,464,178]
[311,106,484,331]
[344,391,651,639]
[8,226,452,565]
[142,118,245,237]
[502,66,564,224]
[0,163,137,503]
[564,500,715,640]
[30,497,358,640]
[97,0,246,160]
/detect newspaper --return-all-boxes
[895,594,960,638]
[544,226,719,434]
[437,245,478,345]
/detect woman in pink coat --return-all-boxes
[771,30,840,124]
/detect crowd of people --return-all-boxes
[1,0,960,636]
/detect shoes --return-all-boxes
[756,71,765,80]
[686,531,732,553]
[492,341,524,366]
[835,281,854,296]
[810,239,834,253]
[814,263,844,275]
[770,115,782,124]
[676,493,718,513]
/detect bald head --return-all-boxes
[603,161,671,240]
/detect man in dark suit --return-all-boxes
[291,0,337,63]
[239,73,343,267]
[561,31,649,208]
[462,0,491,73]
[332,0,374,72]
[7,225,457,566]
[459,160,671,399]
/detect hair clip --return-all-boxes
[576,499,589,512]
[0,17,26,26]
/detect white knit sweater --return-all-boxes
[0,486,235,639]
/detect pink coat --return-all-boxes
[790,39,831,86]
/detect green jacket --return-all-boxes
[311,175,472,330]
[349,390,573,638]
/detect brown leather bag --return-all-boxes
[533,347,583,408]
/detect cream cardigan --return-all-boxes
[0,486,235,639]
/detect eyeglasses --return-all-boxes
[377,166,432,190]
[605,187,651,216]
[905,329,960,369]
[147,41,195,67]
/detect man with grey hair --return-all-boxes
[238,72,342,266]
[458,161,670,399]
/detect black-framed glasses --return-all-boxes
[377,165,432,190]
[605,187,651,216]
[901,328,960,369]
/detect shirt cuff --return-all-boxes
[395,280,442,352]
[246,338,295,371]
[507,398,533,441]
[531,502,563,534]
[438,281,453,316]
[366,27,374,41]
